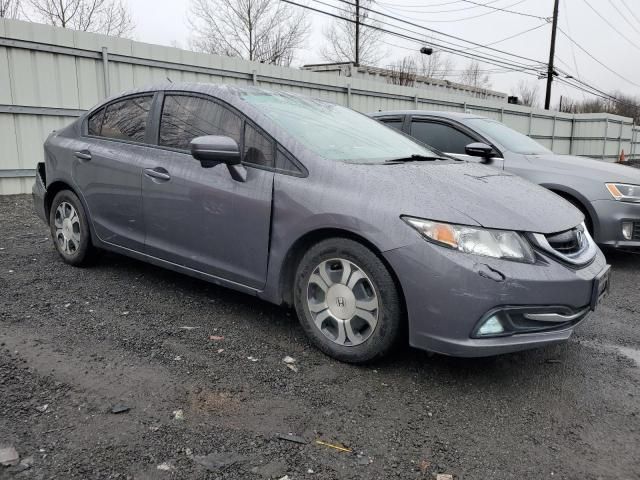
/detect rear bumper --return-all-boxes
[383,240,608,357]
[592,199,640,248]
[32,162,47,225]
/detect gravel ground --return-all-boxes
[1,194,639,480]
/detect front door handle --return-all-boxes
[74,150,92,161]
[144,167,171,181]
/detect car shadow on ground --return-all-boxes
[88,248,605,384]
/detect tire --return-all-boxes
[49,190,95,266]
[293,238,403,363]
[558,193,594,236]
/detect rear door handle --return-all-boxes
[144,167,171,181]
[74,150,92,161]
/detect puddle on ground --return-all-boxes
[579,340,640,366]
[616,346,640,365]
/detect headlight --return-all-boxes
[402,216,535,263]
[606,183,640,203]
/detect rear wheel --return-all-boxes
[49,190,95,266]
[293,238,403,363]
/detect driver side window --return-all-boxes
[159,94,242,150]
[410,121,475,154]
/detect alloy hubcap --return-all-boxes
[54,202,81,255]
[306,258,379,347]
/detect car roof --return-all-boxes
[90,82,303,115]
[371,110,486,120]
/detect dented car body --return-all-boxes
[33,84,610,359]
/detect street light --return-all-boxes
[419,47,433,55]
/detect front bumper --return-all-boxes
[383,240,608,357]
[592,199,640,248]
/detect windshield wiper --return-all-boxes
[384,154,449,164]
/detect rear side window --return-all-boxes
[159,94,242,150]
[243,123,274,167]
[380,118,403,131]
[100,96,153,142]
[88,108,105,136]
[410,121,475,154]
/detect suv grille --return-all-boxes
[634,222,640,241]
[545,227,585,255]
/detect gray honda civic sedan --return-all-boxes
[33,84,610,363]
[372,110,640,249]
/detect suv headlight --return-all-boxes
[402,216,535,263]
[606,183,640,203]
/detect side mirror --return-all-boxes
[190,135,246,182]
[190,135,241,166]
[465,142,495,161]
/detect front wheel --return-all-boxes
[49,190,95,266]
[293,238,404,363]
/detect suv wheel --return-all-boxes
[294,238,403,363]
[49,190,95,266]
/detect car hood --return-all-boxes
[340,161,582,234]
[525,154,640,183]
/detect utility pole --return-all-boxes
[355,0,360,67]
[544,0,560,110]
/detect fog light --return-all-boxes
[477,315,504,336]
[622,221,633,240]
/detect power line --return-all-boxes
[607,0,640,35]
[322,0,546,70]
[333,0,549,65]
[376,0,504,14]
[556,27,640,88]
[376,0,536,23]
[463,21,548,51]
[299,0,545,73]
[581,0,640,52]
[556,77,639,109]
[294,0,633,109]
[457,0,546,19]
[620,0,640,24]
[561,0,585,99]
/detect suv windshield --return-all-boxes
[466,118,551,155]
[241,93,438,163]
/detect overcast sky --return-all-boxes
[128,0,640,107]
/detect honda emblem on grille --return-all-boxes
[576,229,584,247]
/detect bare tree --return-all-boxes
[26,0,134,37]
[459,60,492,97]
[559,91,640,124]
[188,0,309,66]
[513,80,541,107]
[415,51,455,80]
[321,0,384,66]
[387,56,416,87]
[0,0,21,18]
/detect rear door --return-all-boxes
[140,92,274,289]
[74,93,155,251]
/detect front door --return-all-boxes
[141,93,274,289]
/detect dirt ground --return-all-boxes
[1,194,639,480]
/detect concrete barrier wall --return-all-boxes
[0,18,636,194]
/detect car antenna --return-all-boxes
[166,76,173,83]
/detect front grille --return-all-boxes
[633,222,640,241]
[545,227,585,255]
